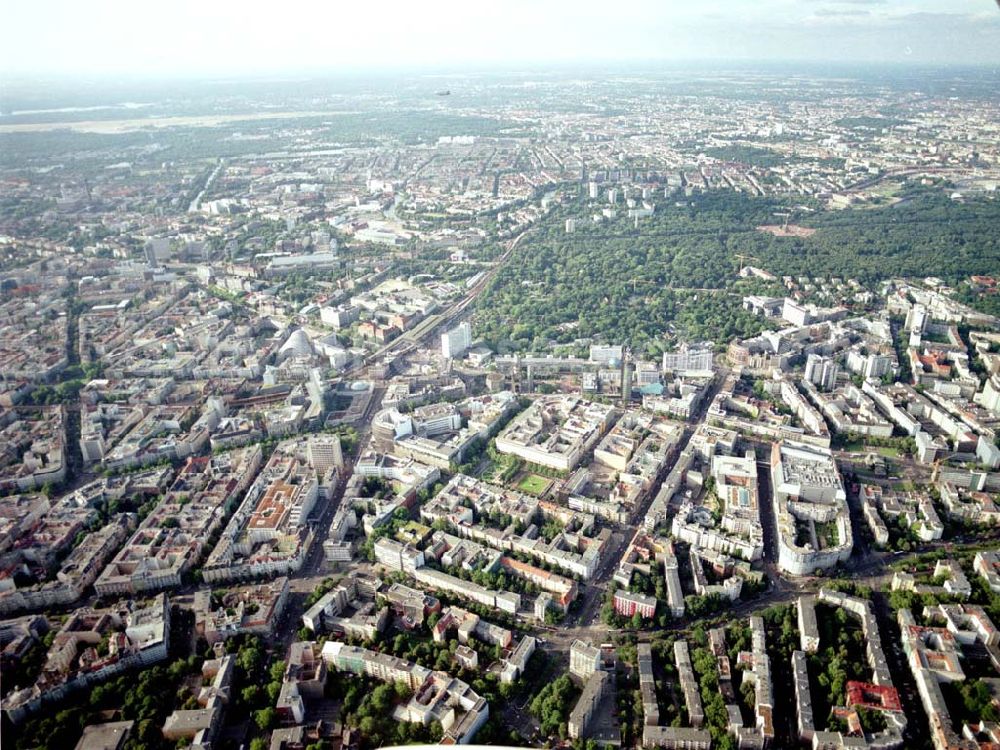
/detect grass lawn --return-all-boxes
[517,473,551,496]
[481,454,521,484]
[869,446,901,458]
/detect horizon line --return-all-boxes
[3,57,999,86]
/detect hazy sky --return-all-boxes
[2,0,998,78]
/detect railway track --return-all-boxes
[359,227,533,369]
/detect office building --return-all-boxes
[441,322,472,359]
[307,435,343,476]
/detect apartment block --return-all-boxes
[3,594,170,725]
[770,441,852,575]
[202,441,321,583]
[614,590,657,620]
[96,447,263,595]
[495,395,615,472]
[570,639,602,680]
[568,671,610,740]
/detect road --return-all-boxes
[63,284,85,484]
[267,385,386,653]
[871,591,932,748]
[188,158,225,212]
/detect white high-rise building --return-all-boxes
[308,435,343,475]
[588,182,599,199]
[863,353,891,380]
[570,640,602,680]
[846,351,892,381]
[906,303,929,334]
[441,322,472,359]
[804,354,839,391]
[782,299,812,327]
[320,305,359,329]
[978,375,1000,414]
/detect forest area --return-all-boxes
[473,188,1000,357]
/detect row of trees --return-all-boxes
[529,674,578,739]
[12,653,205,750]
[336,676,441,749]
[689,644,738,750]
[429,558,542,598]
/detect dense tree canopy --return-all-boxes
[474,189,1000,353]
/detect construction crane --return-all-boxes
[734,253,760,274]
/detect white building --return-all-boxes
[797,596,820,653]
[589,344,623,365]
[846,350,893,380]
[320,305,359,330]
[441,322,472,359]
[662,345,714,373]
[905,303,929,334]
[804,354,839,391]
[307,435,343,476]
[770,441,852,575]
[570,640,602,680]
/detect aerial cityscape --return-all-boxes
[2,3,1000,750]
